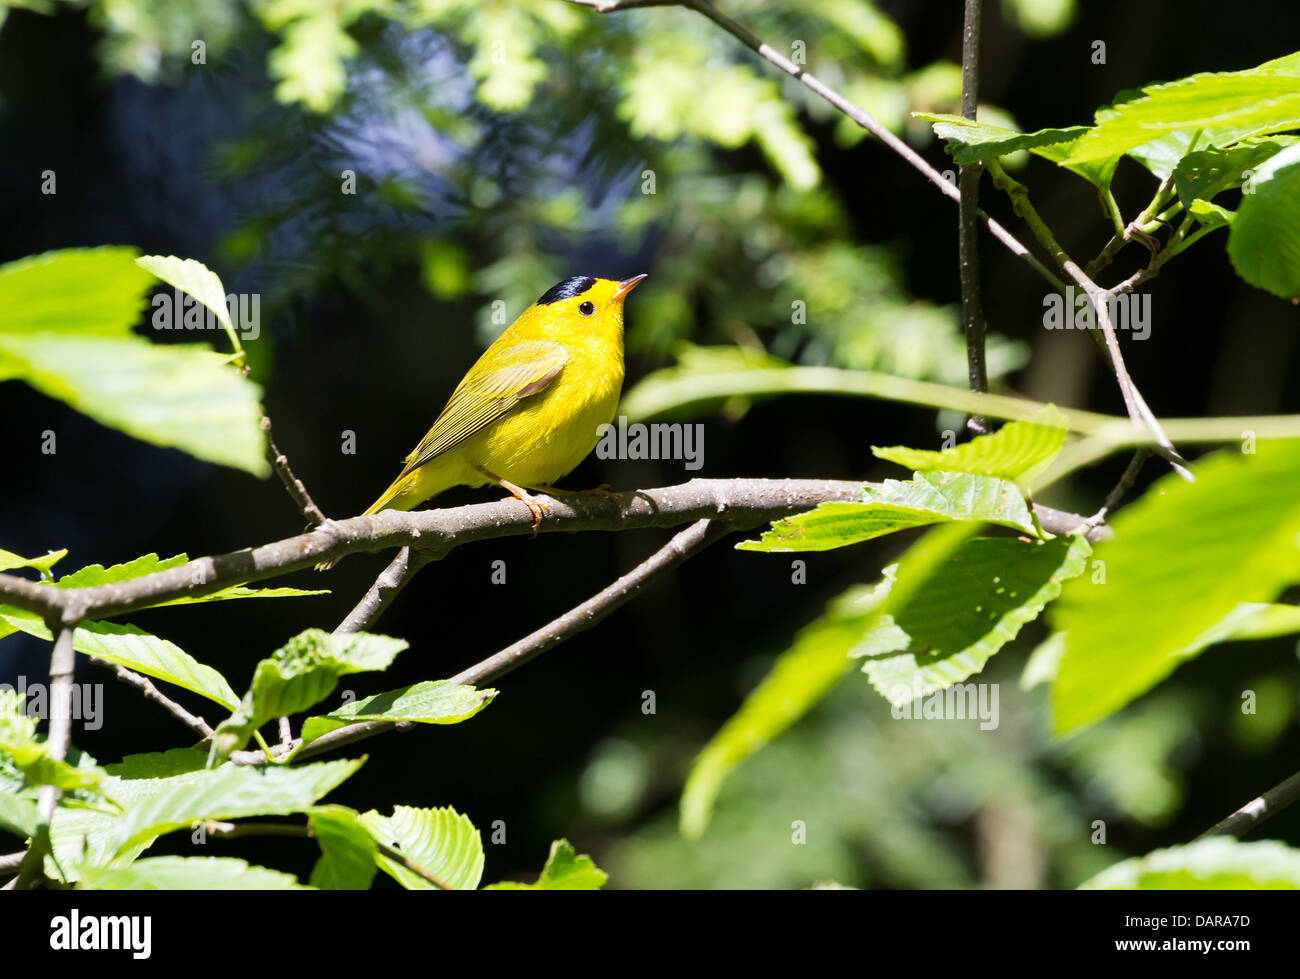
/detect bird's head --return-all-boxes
[529,274,647,339]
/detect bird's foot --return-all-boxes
[479,467,551,536]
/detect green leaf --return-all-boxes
[0,247,155,337]
[486,839,608,890]
[212,630,407,761]
[857,535,1090,706]
[314,680,497,728]
[0,333,268,476]
[361,805,484,890]
[679,579,884,839]
[0,690,106,793]
[681,521,975,838]
[105,749,209,780]
[1188,198,1235,229]
[1081,838,1300,890]
[872,406,1067,484]
[99,758,363,859]
[1171,141,1289,207]
[0,614,239,710]
[77,856,307,890]
[0,790,38,839]
[309,805,377,890]
[1051,441,1300,734]
[46,552,327,605]
[1064,69,1300,165]
[917,112,1115,187]
[737,472,1039,553]
[135,254,236,339]
[1228,143,1300,299]
[917,112,1086,165]
[0,548,66,574]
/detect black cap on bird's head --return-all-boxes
[536,276,598,305]
[535,274,648,307]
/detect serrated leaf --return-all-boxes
[1065,68,1300,165]
[317,680,496,727]
[77,855,307,890]
[309,805,377,890]
[1188,198,1235,228]
[873,406,1067,484]
[0,332,268,476]
[1051,441,1300,734]
[1228,142,1300,299]
[135,255,236,335]
[858,535,1090,706]
[1172,141,1288,207]
[486,839,608,890]
[917,112,1086,165]
[100,758,362,859]
[212,630,407,761]
[361,805,484,890]
[0,614,239,710]
[737,472,1038,553]
[0,548,66,574]
[47,552,327,605]
[0,789,38,839]
[0,690,107,793]
[105,749,209,780]
[0,247,155,336]
[1081,838,1300,890]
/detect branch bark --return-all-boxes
[0,478,1105,626]
[1199,769,1300,840]
[958,0,987,434]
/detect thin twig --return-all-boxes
[91,657,214,738]
[985,161,1192,481]
[0,851,25,873]
[13,620,77,888]
[335,546,436,635]
[567,0,1067,294]
[0,478,1105,624]
[1198,770,1300,840]
[452,518,726,687]
[958,0,987,435]
[292,519,729,764]
[1069,449,1150,535]
[262,416,327,526]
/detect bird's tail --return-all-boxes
[314,471,422,572]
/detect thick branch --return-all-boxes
[0,478,1104,624]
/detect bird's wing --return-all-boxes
[396,340,568,479]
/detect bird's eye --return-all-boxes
[578,301,596,316]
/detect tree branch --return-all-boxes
[335,546,436,635]
[566,0,1067,293]
[958,0,987,435]
[13,619,77,888]
[262,416,327,527]
[985,161,1192,481]
[1199,769,1300,840]
[291,518,730,763]
[0,478,1105,625]
[92,657,214,738]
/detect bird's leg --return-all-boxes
[525,482,620,503]
[476,467,550,535]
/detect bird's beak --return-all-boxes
[612,273,648,302]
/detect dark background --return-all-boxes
[1,0,1298,887]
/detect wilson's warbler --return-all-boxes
[319,274,645,569]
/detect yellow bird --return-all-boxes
[320,274,645,569]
